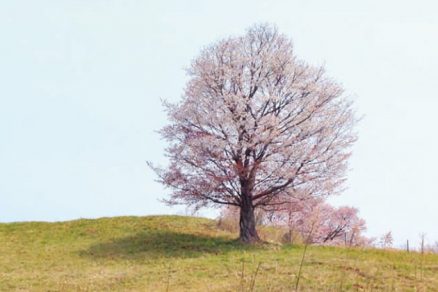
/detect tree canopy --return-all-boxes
[151,24,357,243]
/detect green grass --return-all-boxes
[1,215,437,291]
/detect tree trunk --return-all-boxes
[239,195,260,244]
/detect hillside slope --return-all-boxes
[0,215,437,291]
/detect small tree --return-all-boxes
[268,199,368,246]
[318,205,367,246]
[151,24,357,243]
[379,231,393,248]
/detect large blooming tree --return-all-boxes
[151,24,357,243]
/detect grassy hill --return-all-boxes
[1,216,437,291]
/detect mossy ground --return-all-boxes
[1,215,437,291]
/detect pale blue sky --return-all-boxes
[1,0,437,247]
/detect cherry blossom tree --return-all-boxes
[267,199,368,246]
[150,24,357,243]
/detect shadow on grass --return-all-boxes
[80,230,257,260]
